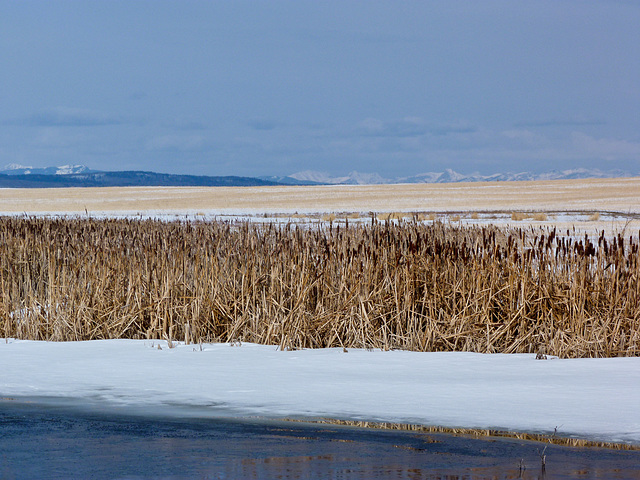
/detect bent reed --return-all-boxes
[1,217,638,358]
[285,418,640,451]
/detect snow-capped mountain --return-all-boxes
[400,168,635,184]
[1,164,93,176]
[284,168,636,185]
[288,170,391,185]
[1,163,636,187]
[0,166,281,188]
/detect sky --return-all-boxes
[1,0,639,178]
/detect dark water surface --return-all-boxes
[1,401,639,480]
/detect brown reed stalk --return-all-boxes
[0,217,638,358]
[286,418,640,451]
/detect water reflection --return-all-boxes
[0,401,638,479]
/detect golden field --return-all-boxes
[0,177,639,214]
[2,177,639,236]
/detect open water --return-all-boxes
[1,400,639,479]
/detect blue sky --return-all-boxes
[1,1,639,178]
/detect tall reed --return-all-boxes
[1,217,638,358]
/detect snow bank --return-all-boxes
[1,339,638,445]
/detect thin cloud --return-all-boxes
[145,134,206,152]
[35,128,91,149]
[128,92,148,101]
[247,119,280,131]
[163,117,208,131]
[7,107,125,128]
[356,118,476,138]
[571,132,640,160]
[514,118,605,128]
[427,123,477,136]
[356,118,426,138]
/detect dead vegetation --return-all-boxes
[287,418,640,451]
[511,211,548,221]
[1,217,639,358]
[2,177,640,215]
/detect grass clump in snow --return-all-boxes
[510,212,548,222]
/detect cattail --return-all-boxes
[0,217,638,358]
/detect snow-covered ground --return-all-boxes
[1,208,636,237]
[1,339,638,446]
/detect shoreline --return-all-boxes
[2,340,639,448]
[284,418,640,451]
[3,401,640,479]
[2,395,639,451]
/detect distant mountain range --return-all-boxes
[0,164,280,188]
[264,168,637,185]
[0,164,94,176]
[0,164,636,188]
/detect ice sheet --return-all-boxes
[1,339,638,445]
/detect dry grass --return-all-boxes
[416,213,437,222]
[512,212,549,222]
[414,213,430,222]
[1,177,640,215]
[2,217,639,358]
[290,419,640,451]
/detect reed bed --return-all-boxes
[1,217,639,358]
[285,418,640,450]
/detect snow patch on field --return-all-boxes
[1,339,638,445]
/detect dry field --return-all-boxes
[2,177,639,235]
[0,177,637,213]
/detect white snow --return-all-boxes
[1,339,638,445]
[1,163,33,171]
[54,164,89,175]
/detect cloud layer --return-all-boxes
[1,1,639,177]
